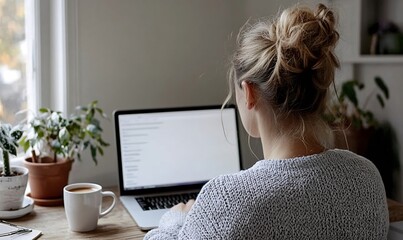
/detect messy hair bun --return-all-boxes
[227,3,339,142]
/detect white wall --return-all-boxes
[66,0,245,186]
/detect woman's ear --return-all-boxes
[241,81,257,110]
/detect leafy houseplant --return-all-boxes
[324,76,389,156]
[324,76,389,130]
[20,100,109,164]
[0,122,28,210]
[324,76,399,197]
[20,101,109,204]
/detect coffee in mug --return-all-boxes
[64,183,116,232]
[68,187,96,193]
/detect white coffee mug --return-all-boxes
[63,183,116,232]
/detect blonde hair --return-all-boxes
[225,4,340,147]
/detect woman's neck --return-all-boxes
[261,136,326,160]
[256,111,326,160]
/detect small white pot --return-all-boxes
[0,166,29,211]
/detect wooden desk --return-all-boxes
[6,188,403,239]
[8,188,146,240]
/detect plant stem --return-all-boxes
[2,151,10,176]
[31,149,37,163]
[363,89,375,111]
[53,152,57,163]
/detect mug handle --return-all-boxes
[99,191,116,218]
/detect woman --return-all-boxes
[144,3,389,239]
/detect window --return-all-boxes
[1,0,77,125]
[0,0,32,125]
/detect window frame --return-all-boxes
[7,0,79,163]
[28,0,80,114]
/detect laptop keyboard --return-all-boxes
[135,192,198,211]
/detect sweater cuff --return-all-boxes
[158,209,188,229]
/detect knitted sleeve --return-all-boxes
[178,177,234,239]
[143,211,188,240]
[143,177,232,239]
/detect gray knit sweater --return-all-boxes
[144,149,389,239]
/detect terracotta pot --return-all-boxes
[333,127,375,156]
[24,157,73,200]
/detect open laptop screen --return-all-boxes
[114,106,241,194]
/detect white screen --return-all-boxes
[118,108,240,190]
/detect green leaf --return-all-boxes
[90,145,97,157]
[99,138,110,147]
[12,129,23,140]
[39,108,50,113]
[91,118,100,128]
[23,140,30,152]
[86,124,98,134]
[90,145,98,165]
[366,111,374,119]
[341,81,359,107]
[8,145,17,156]
[376,94,385,108]
[375,76,389,99]
[84,141,90,150]
[37,130,44,139]
[97,146,104,156]
[32,119,41,127]
[76,106,88,112]
[88,109,95,121]
[59,127,71,143]
[96,108,108,119]
[51,112,60,124]
[51,139,61,149]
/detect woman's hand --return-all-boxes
[171,199,195,213]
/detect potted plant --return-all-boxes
[0,122,27,210]
[325,77,401,198]
[19,100,109,205]
[324,76,389,155]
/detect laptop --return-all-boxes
[114,105,242,230]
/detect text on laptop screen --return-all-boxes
[117,108,240,190]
